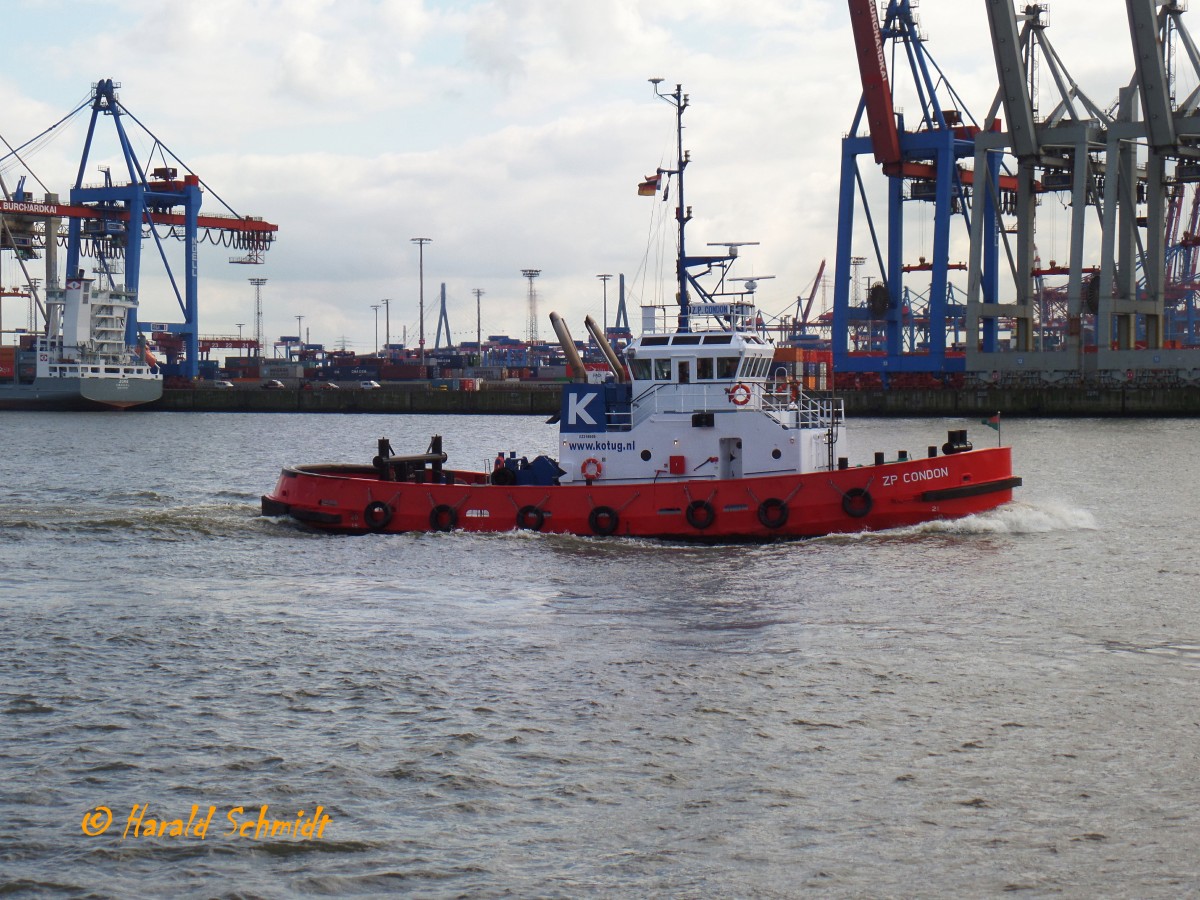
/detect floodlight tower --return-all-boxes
[412,237,431,364]
[249,277,267,359]
[473,288,484,360]
[522,269,541,342]
[597,273,613,334]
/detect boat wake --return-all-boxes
[930,500,1095,534]
[0,501,273,540]
[836,500,1097,541]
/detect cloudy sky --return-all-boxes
[0,0,1157,353]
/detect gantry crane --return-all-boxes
[835,0,1000,379]
[0,78,277,378]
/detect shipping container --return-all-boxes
[262,363,305,379]
[466,366,506,380]
[380,364,426,380]
[326,366,382,380]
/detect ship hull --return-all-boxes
[0,377,162,411]
[262,446,1019,541]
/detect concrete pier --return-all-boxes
[148,383,1200,417]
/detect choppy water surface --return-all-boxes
[2,411,1199,897]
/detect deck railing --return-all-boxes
[626,380,843,432]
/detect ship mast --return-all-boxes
[651,80,691,332]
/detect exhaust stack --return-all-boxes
[584,315,627,383]
[549,311,587,382]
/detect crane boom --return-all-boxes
[847,0,902,167]
[1,196,277,236]
[802,258,826,324]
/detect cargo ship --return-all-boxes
[0,276,161,411]
[261,84,1020,540]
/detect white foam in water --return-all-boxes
[908,500,1098,536]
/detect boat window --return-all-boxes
[654,358,672,380]
[739,357,761,378]
[677,360,691,384]
[702,335,733,344]
[672,334,702,345]
[630,359,652,380]
[643,336,670,346]
[697,357,714,380]
[716,357,739,379]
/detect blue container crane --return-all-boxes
[834,1,1001,379]
[3,78,278,378]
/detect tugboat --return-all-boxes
[261,84,1020,540]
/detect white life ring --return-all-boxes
[581,457,603,480]
[728,383,752,406]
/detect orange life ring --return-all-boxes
[728,383,752,406]
[581,457,603,480]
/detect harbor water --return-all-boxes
[2,411,1198,897]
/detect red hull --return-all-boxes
[262,446,1019,541]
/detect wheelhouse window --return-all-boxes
[653,358,671,381]
[630,359,652,380]
[716,357,739,379]
[739,356,770,378]
[697,357,714,380]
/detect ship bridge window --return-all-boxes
[717,357,739,379]
[697,357,714,379]
[671,334,702,345]
[739,357,770,379]
[630,359,652,380]
[654,358,671,380]
[643,336,670,346]
[702,334,733,344]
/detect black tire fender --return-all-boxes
[429,504,457,532]
[588,506,619,536]
[842,487,873,518]
[516,505,545,531]
[685,499,716,530]
[363,501,393,531]
[757,498,789,529]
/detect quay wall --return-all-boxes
[149,384,1200,417]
